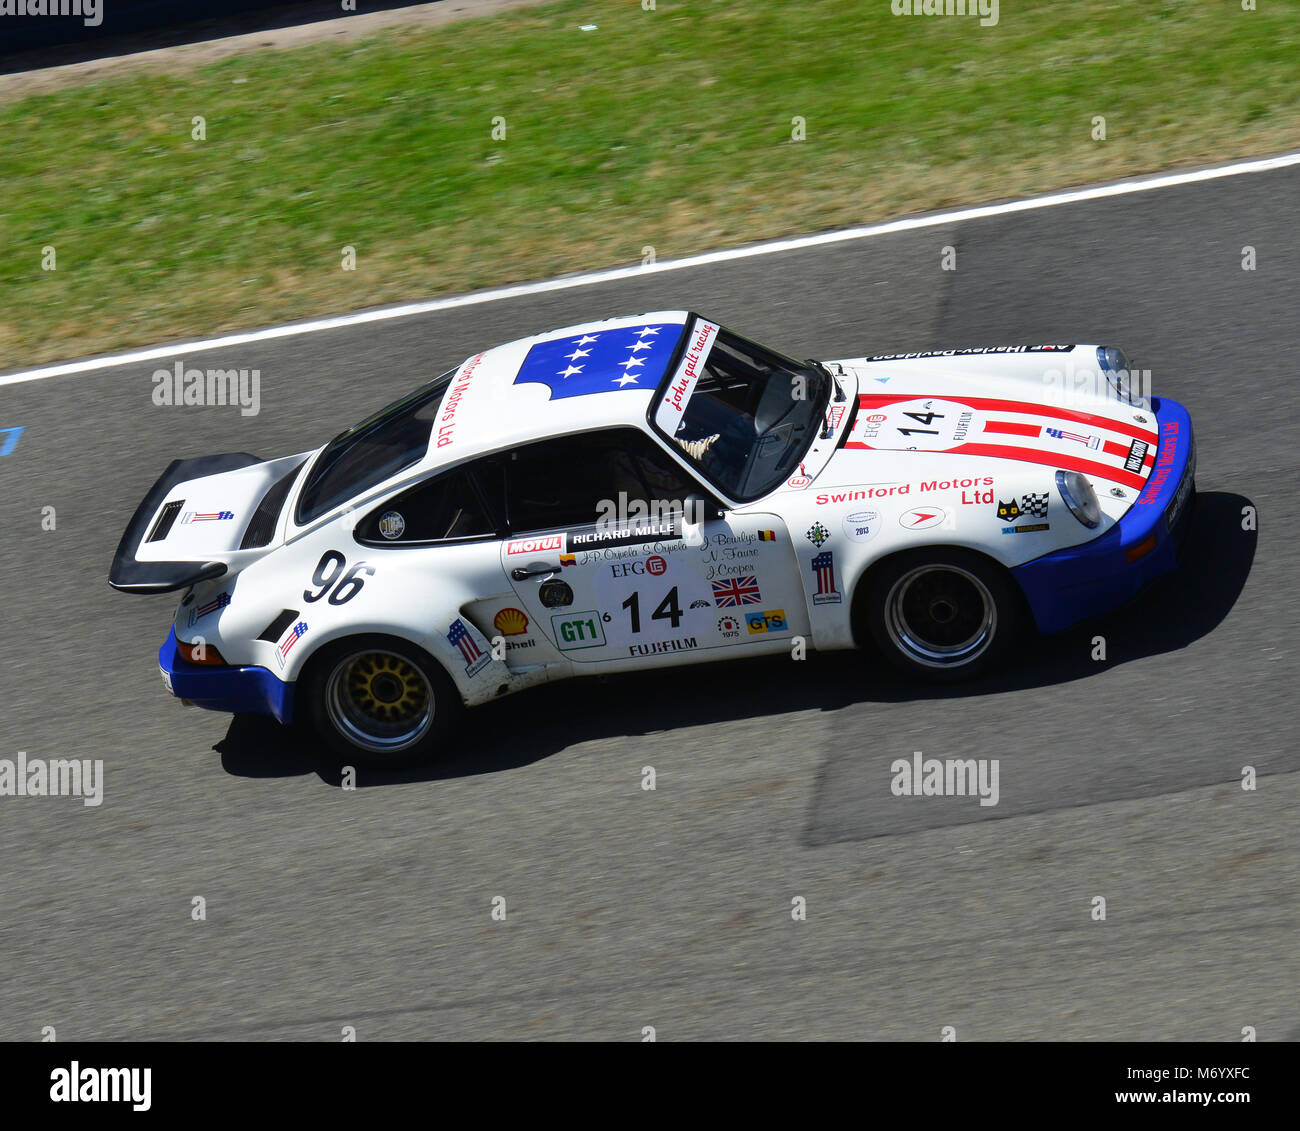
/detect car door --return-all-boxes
[500,428,807,665]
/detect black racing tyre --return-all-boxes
[862,549,1022,683]
[301,634,463,768]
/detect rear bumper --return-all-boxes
[158,627,295,724]
[1012,396,1196,634]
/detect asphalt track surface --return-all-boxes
[1,164,1296,1041]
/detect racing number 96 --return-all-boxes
[304,550,375,605]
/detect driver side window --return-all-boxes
[505,429,708,533]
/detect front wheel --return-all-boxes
[303,635,462,767]
[863,550,1022,683]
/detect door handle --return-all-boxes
[511,564,558,581]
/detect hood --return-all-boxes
[821,344,1158,504]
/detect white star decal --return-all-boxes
[556,365,584,379]
[613,374,641,387]
[565,347,592,361]
[626,340,653,353]
[636,326,661,336]
[573,334,598,346]
[618,356,645,369]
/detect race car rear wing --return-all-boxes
[108,452,261,594]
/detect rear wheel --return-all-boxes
[864,550,1021,682]
[304,635,461,767]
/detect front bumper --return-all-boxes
[1012,396,1196,634]
[158,627,295,724]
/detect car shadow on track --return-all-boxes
[216,491,1253,787]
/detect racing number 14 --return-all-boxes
[621,587,683,633]
[897,410,944,437]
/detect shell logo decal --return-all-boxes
[493,607,530,636]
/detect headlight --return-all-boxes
[1056,469,1102,528]
[1097,346,1150,408]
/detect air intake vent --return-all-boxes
[257,609,300,642]
[146,500,184,543]
[240,460,305,549]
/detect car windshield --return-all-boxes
[652,321,830,501]
[295,371,454,525]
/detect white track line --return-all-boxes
[5,149,1299,388]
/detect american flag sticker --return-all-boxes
[1044,428,1102,451]
[188,591,232,626]
[447,618,491,676]
[811,551,842,605]
[276,621,308,669]
[182,510,235,523]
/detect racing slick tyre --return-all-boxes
[862,549,1023,683]
[302,635,462,768]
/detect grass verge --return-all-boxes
[2,0,1299,366]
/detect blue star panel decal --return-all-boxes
[513,323,683,400]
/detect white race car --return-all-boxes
[111,312,1196,765]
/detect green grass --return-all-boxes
[3,0,1299,365]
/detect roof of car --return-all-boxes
[423,310,694,469]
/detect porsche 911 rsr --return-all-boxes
[110,312,1196,765]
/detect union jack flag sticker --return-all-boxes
[447,618,491,676]
[712,574,762,607]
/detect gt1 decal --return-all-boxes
[506,533,565,556]
[378,511,405,540]
[447,618,492,675]
[552,612,607,651]
[842,509,882,543]
[810,552,842,605]
[303,550,375,605]
[746,609,788,634]
[899,507,946,530]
